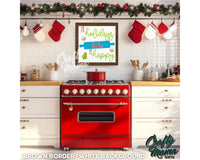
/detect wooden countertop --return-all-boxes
[130,81,180,86]
[20,81,64,86]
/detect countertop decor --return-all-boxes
[20,81,63,86]
[130,81,180,86]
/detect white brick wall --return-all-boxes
[20,0,180,82]
[20,19,180,82]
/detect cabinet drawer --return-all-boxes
[132,98,180,118]
[132,86,180,98]
[20,119,60,139]
[20,86,60,97]
[20,98,60,118]
[132,119,180,139]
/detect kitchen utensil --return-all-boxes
[130,60,137,70]
[48,63,53,71]
[85,69,106,82]
[141,61,148,70]
[44,63,50,71]
[136,60,140,70]
[54,63,58,71]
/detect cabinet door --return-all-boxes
[132,119,180,139]
[20,119,60,139]
[20,86,60,98]
[132,98,180,118]
[132,86,180,98]
[20,98,60,118]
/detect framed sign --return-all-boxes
[75,23,118,65]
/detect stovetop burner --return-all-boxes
[65,80,125,85]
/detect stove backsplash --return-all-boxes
[20,19,180,82]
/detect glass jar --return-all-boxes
[31,65,40,81]
[21,72,28,81]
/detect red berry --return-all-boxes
[101,4,104,8]
[153,4,157,9]
[137,11,140,14]
[20,4,21,8]
[97,4,101,8]
[123,5,128,10]
[68,6,71,9]
[116,4,120,8]
[74,6,77,9]
[26,6,29,9]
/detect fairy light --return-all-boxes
[50,5,53,9]
[169,9,173,13]
[89,7,93,11]
[130,6,135,10]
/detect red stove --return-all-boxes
[61,80,131,150]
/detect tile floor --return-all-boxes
[20,147,180,160]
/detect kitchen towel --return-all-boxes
[48,20,65,42]
[128,20,146,43]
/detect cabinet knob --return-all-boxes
[164,126,168,129]
[162,99,172,102]
[20,99,29,102]
[21,126,26,129]
[22,89,26,92]
[164,90,168,92]
[164,106,168,109]
[22,106,26,109]
[20,120,29,122]
[69,106,73,111]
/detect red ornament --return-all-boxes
[68,6,71,9]
[62,3,67,7]
[137,11,141,14]
[20,4,21,8]
[116,4,120,8]
[123,5,128,10]
[97,4,101,8]
[101,4,105,8]
[153,4,157,9]
[26,6,29,9]
[74,6,77,9]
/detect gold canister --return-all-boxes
[31,65,40,81]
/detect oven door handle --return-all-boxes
[63,102,127,106]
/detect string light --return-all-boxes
[20,3,180,17]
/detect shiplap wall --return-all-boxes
[20,0,180,82]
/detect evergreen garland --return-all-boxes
[20,3,180,18]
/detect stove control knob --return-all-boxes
[93,89,99,95]
[64,89,70,95]
[79,89,85,95]
[115,89,121,95]
[100,89,106,95]
[86,89,92,95]
[72,89,78,95]
[108,89,113,95]
[122,89,128,95]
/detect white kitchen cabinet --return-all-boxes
[131,85,180,148]
[132,86,180,98]
[20,86,60,98]
[20,98,60,118]
[20,119,60,139]
[20,85,60,148]
[132,98,180,118]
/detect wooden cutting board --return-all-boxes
[160,78,180,82]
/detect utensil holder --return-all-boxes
[49,71,59,81]
[133,70,144,81]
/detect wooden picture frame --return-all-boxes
[75,23,118,65]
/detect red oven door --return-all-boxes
[61,98,131,148]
